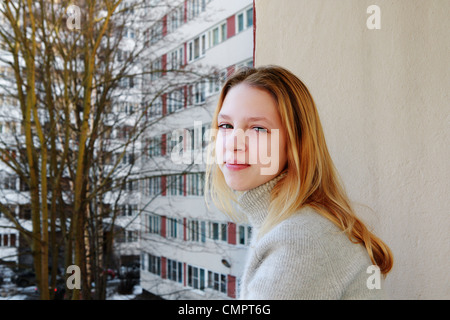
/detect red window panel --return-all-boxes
[162,15,168,36]
[183,218,187,241]
[10,234,16,247]
[161,257,167,279]
[227,222,236,245]
[227,15,235,38]
[227,275,236,298]
[161,134,167,156]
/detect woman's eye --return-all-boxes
[253,127,268,133]
[218,123,232,129]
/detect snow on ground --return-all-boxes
[0,278,143,300]
[107,285,142,300]
[0,283,38,300]
[0,294,29,300]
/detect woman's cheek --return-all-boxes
[254,133,271,166]
[215,131,226,165]
[247,134,260,165]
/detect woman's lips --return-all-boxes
[225,163,251,171]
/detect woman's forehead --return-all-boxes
[220,84,279,117]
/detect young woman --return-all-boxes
[205,65,393,299]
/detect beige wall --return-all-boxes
[254,0,449,299]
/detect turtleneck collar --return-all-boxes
[236,171,287,228]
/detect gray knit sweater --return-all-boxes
[237,174,386,300]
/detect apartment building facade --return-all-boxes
[139,0,254,299]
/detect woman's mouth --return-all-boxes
[225,163,251,171]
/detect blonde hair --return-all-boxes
[205,65,393,275]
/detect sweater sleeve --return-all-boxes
[244,221,343,300]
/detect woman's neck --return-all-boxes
[236,171,287,228]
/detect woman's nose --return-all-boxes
[225,128,247,152]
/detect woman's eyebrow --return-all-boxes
[218,113,273,125]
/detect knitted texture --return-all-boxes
[237,174,386,300]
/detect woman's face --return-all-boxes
[216,83,288,191]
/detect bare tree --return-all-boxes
[0,0,217,300]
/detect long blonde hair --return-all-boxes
[205,65,393,275]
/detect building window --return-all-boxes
[168,46,184,70]
[119,75,134,89]
[246,7,253,28]
[188,219,199,242]
[210,22,227,48]
[126,230,138,242]
[148,136,162,157]
[221,23,227,42]
[167,130,185,157]
[149,20,163,44]
[148,214,161,234]
[188,42,193,62]
[237,12,244,33]
[186,81,207,107]
[193,81,206,105]
[150,58,162,81]
[119,204,138,217]
[221,223,227,242]
[120,152,135,166]
[119,101,138,115]
[169,7,182,33]
[167,89,184,114]
[201,34,206,55]
[212,27,219,46]
[207,271,227,294]
[148,254,161,275]
[186,172,204,196]
[209,221,227,242]
[238,225,252,246]
[148,97,163,118]
[194,37,200,59]
[187,33,207,63]
[187,265,206,290]
[148,176,162,196]
[167,259,183,284]
[0,233,17,247]
[167,217,182,239]
[168,175,183,196]
[2,175,17,190]
[236,6,253,34]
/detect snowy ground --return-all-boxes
[108,285,142,300]
[0,277,144,300]
[0,282,39,300]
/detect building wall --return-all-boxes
[139,0,254,300]
[254,0,450,299]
